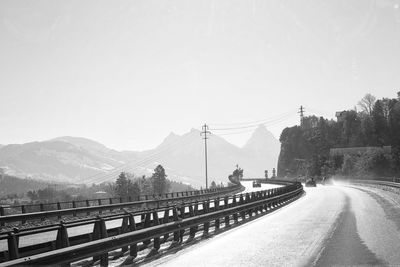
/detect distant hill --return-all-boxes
[0,127,280,187]
[0,174,52,196]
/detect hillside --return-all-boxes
[0,174,53,196]
[277,92,400,179]
[0,126,280,187]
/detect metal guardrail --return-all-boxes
[0,184,243,226]
[0,185,239,217]
[0,184,244,263]
[0,181,303,266]
[349,179,400,188]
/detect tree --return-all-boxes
[115,172,129,197]
[372,100,388,145]
[127,180,141,199]
[358,93,376,116]
[210,181,217,189]
[151,165,169,195]
[139,175,153,195]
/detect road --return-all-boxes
[145,182,400,267]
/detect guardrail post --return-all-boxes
[109,198,113,212]
[86,199,90,216]
[56,222,70,249]
[128,213,137,257]
[188,204,197,238]
[120,213,138,266]
[13,228,20,247]
[255,192,261,214]
[179,205,185,242]
[92,217,108,266]
[120,215,130,253]
[72,201,77,217]
[0,206,5,226]
[143,212,152,246]
[214,198,220,231]
[7,232,19,260]
[57,202,62,220]
[40,203,45,221]
[98,199,102,214]
[239,194,245,221]
[203,200,210,236]
[232,196,238,223]
[224,197,230,227]
[245,193,252,218]
[153,211,161,250]
[262,191,268,212]
[20,205,26,224]
[162,208,170,241]
[172,207,180,242]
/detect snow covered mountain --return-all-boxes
[0,126,280,187]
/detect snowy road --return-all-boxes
[145,183,400,267]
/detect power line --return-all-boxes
[89,137,198,184]
[210,112,295,131]
[84,133,198,184]
[90,136,199,184]
[208,109,297,127]
[215,115,295,136]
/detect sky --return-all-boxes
[1,0,400,151]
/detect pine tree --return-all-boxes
[151,165,169,195]
[115,172,128,197]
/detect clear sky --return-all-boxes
[1,0,399,151]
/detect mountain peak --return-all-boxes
[243,125,279,150]
[157,132,181,148]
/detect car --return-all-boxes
[305,178,317,187]
[252,180,261,188]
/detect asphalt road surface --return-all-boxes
[146,182,400,267]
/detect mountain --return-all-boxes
[241,125,280,177]
[0,127,280,187]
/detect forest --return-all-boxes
[278,92,400,179]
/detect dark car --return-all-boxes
[305,178,317,187]
[252,180,261,188]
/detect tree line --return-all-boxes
[1,165,193,205]
[107,164,194,198]
[278,92,400,179]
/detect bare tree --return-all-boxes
[358,93,376,115]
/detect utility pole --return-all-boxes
[299,105,305,125]
[200,124,211,189]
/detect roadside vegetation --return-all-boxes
[0,165,193,206]
[278,91,400,179]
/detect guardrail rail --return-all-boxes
[0,184,243,227]
[0,180,303,266]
